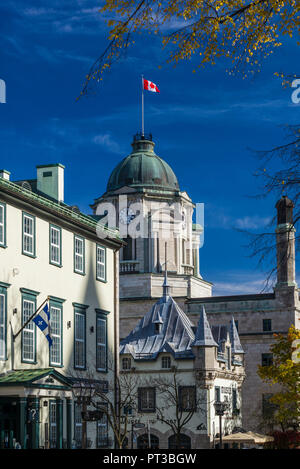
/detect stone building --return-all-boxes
[0,165,123,449]
[91,133,212,339]
[93,132,300,433]
[187,195,300,431]
[119,272,245,449]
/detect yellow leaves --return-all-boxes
[80,0,299,97]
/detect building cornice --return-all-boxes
[0,177,123,249]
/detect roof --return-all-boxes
[193,306,218,347]
[120,296,195,360]
[106,134,180,194]
[229,316,244,354]
[0,368,71,387]
[0,176,122,246]
[120,293,244,360]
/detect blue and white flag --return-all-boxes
[33,302,52,346]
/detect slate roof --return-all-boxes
[193,306,218,347]
[120,296,195,359]
[120,294,244,360]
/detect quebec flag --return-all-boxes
[33,302,53,346]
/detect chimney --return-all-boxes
[0,170,10,181]
[275,196,297,288]
[36,164,65,203]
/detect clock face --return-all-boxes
[119,207,135,225]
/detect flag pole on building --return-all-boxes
[13,296,50,341]
[141,77,160,138]
[141,75,144,136]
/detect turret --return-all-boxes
[275,196,297,288]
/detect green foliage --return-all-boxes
[258,325,300,429]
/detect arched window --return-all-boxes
[168,434,191,449]
[137,434,159,449]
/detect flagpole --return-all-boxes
[141,74,144,136]
[13,296,49,341]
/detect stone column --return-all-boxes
[30,396,40,449]
[56,398,63,449]
[19,397,27,449]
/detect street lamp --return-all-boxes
[214,401,227,449]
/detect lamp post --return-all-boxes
[214,401,227,449]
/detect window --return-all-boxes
[263,319,272,332]
[74,236,85,274]
[49,301,63,367]
[137,434,159,450]
[262,394,277,419]
[0,285,8,360]
[96,245,106,281]
[215,387,221,402]
[138,387,156,413]
[161,356,171,369]
[49,225,61,266]
[49,401,57,448]
[96,312,107,372]
[122,357,131,370]
[97,405,108,448]
[21,293,37,363]
[262,353,273,367]
[0,203,6,247]
[74,404,82,448]
[168,434,191,449]
[74,307,86,369]
[22,212,35,257]
[179,386,196,411]
[123,405,132,415]
[226,346,231,370]
[182,239,186,264]
[123,237,134,261]
[232,389,238,412]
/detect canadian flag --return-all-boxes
[143,78,160,93]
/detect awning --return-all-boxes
[217,431,274,444]
[0,368,72,391]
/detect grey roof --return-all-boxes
[193,306,218,347]
[120,296,195,359]
[230,316,245,354]
[120,293,244,360]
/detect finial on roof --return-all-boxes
[193,306,218,347]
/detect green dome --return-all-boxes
[106,134,180,193]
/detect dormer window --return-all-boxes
[154,322,162,334]
[161,356,171,369]
[122,357,131,370]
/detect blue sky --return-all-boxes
[1,1,299,295]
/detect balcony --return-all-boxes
[120,260,140,273]
[182,264,194,275]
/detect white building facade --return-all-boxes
[0,165,123,449]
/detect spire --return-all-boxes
[230,316,244,354]
[193,306,218,347]
[162,242,170,302]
